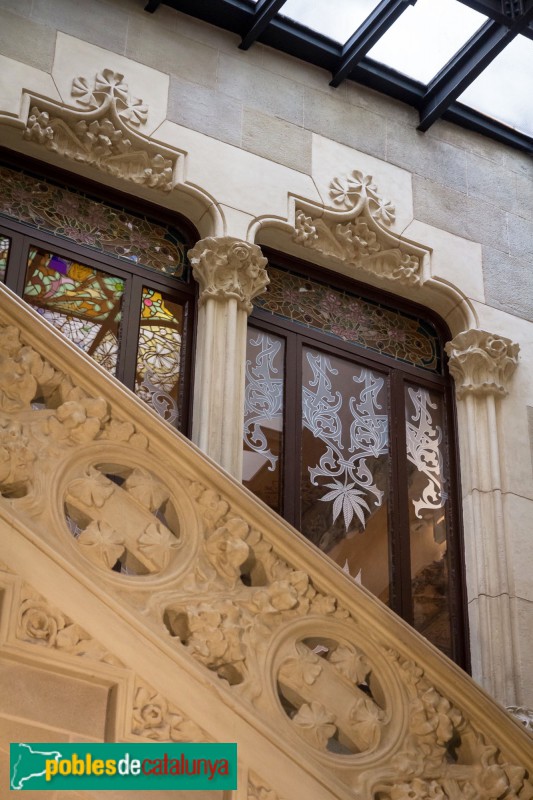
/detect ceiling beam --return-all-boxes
[418,3,533,131]
[330,0,416,87]
[239,0,287,50]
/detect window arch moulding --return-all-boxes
[249,168,479,337]
[0,67,224,239]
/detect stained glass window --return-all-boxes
[253,266,440,371]
[0,235,10,283]
[0,165,188,279]
[243,328,285,513]
[135,288,185,426]
[245,262,465,666]
[24,247,125,375]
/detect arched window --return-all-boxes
[0,160,196,433]
[243,252,468,668]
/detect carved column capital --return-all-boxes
[445,329,519,398]
[188,237,269,313]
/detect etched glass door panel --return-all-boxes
[0,235,10,282]
[135,287,186,426]
[243,328,285,513]
[405,384,452,656]
[301,348,391,603]
[23,247,125,375]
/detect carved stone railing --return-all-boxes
[0,283,532,799]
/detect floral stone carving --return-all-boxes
[22,69,177,191]
[17,585,120,665]
[188,237,269,313]
[292,171,421,286]
[132,681,209,743]
[445,329,519,398]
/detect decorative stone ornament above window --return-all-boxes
[292,170,424,286]
[22,69,178,192]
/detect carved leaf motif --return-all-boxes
[248,772,285,800]
[348,695,383,750]
[205,518,250,585]
[0,421,36,488]
[124,468,169,511]
[279,642,322,687]
[292,701,336,749]
[329,644,370,684]
[68,468,115,508]
[77,520,125,569]
[0,354,37,411]
[137,523,179,570]
[71,76,98,108]
[389,779,446,800]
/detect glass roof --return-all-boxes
[158,0,533,150]
[367,0,488,84]
[280,0,382,45]
[459,34,533,135]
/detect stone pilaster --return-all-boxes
[445,330,519,706]
[188,237,269,477]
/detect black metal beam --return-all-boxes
[151,0,533,156]
[144,0,161,12]
[418,3,533,131]
[330,0,416,87]
[239,0,287,50]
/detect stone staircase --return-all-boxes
[0,282,531,799]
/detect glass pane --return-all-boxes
[254,266,440,371]
[405,384,452,657]
[0,165,188,279]
[301,348,391,603]
[135,288,185,426]
[0,235,10,283]
[368,0,487,84]
[243,328,285,514]
[459,35,533,136]
[280,0,381,44]
[23,247,125,375]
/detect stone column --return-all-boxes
[445,330,519,705]
[188,237,269,478]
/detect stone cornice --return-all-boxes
[188,236,269,313]
[445,329,519,398]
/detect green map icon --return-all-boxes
[10,743,63,790]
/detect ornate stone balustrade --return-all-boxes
[0,284,531,799]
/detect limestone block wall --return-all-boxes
[0,0,531,713]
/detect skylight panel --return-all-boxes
[279,0,382,45]
[367,0,487,84]
[458,35,533,137]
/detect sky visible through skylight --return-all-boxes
[276,0,533,136]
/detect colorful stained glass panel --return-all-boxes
[254,266,440,371]
[0,165,188,279]
[0,235,10,283]
[135,288,185,425]
[23,247,124,375]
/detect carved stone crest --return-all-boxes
[292,170,422,286]
[22,69,177,191]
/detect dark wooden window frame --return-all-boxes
[248,249,470,670]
